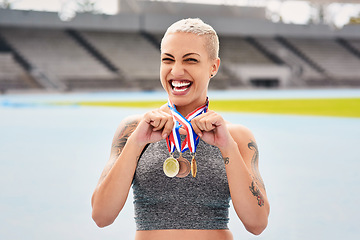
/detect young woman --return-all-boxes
[91,18,270,240]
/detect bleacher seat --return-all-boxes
[349,39,360,52]
[287,38,360,81]
[0,53,33,91]
[0,28,117,88]
[81,30,160,82]
[219,36,273,65]
[256,37,324,81]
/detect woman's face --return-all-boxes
[160,32,220,111]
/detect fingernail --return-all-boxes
[162,133,168,139]
[198,132,203,137]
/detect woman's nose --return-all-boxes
[170,62,185,77]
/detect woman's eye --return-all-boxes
[162,58,174,63]
[185,58,198,63]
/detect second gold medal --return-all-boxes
[190,153,197,178]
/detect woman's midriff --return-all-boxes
[135,229,233,240]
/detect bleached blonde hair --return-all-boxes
[161,18,219,60]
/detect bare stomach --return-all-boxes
[135,229,233,240]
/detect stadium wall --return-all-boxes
[1,9,360,38]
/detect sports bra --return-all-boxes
[132,135,231,230]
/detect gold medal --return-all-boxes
[176,153,190,178]
[163,155,179,178]
[190,154,197,178]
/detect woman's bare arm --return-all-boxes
[91,109,174,228]
[191,111,269,235]
[222,125,270,235]
[91,115,143,227]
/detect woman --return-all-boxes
[91,18,270,239]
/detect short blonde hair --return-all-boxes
[161,18,219,60]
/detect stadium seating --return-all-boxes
[0,27,121,91]
[219,36,273,65]
[1,17,360,92]
[0,53,33,91]
[80,30,161,86]
[287,37,360,81]
[348,39,360,53]
[256,37,324,82]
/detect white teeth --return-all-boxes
[173,87,188,92]
[171,81,191,87]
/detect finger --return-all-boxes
[152,111,170,131]
[150,110,173,135]
[205,112,224,131]
[191,118,203,137]
[204,117,216,131]
[143,111,153,124]
[144,110,165,130]
[151,118,161,130]
[161,115,174,139]
[196,112,219,132]
[148,114,162,130]
[153,112,170,132]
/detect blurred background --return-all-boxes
[1,1,360,240]
[0,0,360,92]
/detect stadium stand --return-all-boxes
[217,36,284,87]
[340,38,360,59]
[80,30,161,89]
[349,39,360,52]
[0,53,34,92]
[219,36,274,65]
[0,2,360,93]
[256,37,324,82]
[287,37,360,83]
[0,27,124,91]
[0,31,40,92]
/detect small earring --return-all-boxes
[211,74,214,77]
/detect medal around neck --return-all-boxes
[191,154,197,178]
[166,98,208,178]
[176,153,191,178]
[163,154,180,178]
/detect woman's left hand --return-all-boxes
[191,110,233,149]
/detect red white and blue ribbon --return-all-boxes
[166,98,209,155]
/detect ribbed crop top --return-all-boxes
[132,136,231,230]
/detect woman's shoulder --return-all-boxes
[226,122,256,147]
[121,114,143,125]
[113,114,143,136]
[227,122,254,138]
[226,123,259,163]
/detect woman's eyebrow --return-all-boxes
[162,53,174,58]
[183,53,200,58]
[161,53,200,58]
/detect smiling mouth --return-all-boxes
[170,80,192,92]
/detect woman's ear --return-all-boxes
[210,58,221,78]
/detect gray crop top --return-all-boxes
[132,136,231,230]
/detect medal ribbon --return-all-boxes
[166,98,209,154]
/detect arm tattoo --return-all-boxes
[249,179,265,207]
[99,119,139,183]
[111,119,139,157]
[223,157,230,165]
[248,140,265,190]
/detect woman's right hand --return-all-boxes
[131,109,174,147]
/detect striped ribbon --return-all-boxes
[166,98,209,154]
